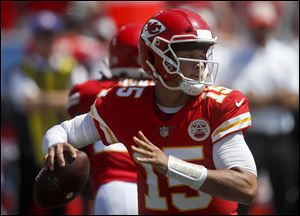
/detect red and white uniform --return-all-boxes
[67,79,153,194]
[67,79,116,117]
[90,85,251,215]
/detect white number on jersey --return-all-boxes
[136,146,212,211]
[116,87,144,98]
[202,86,232,103]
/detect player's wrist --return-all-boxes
[166,155,207,190]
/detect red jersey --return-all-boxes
[67,79,116,117]
[90,85,251,215]
[67,79,153,194]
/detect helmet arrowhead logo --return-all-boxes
[143,19,166,38]
[147,21,162,34]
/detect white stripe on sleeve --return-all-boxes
[211,112,251,143]
[90,102,119,144]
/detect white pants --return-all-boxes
[93,181,138,215]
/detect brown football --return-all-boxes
[34,150,90,208]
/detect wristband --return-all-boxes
[166,155,208,190]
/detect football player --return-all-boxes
[66,23,153,215]
[42,8,257,214]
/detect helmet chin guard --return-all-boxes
[180,81,206,96]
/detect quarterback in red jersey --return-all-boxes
[42,8,257,215]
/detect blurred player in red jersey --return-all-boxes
[42,8,257,214]
[66,23,153,215]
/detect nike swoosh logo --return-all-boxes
[235,98,245,107]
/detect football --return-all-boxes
[34,150,90,208]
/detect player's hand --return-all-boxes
[131,131,169,175]
[44,142,78,171]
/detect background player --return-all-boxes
[66,23,153,215]
[42,8,257,214]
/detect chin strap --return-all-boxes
[166,155,208,190]
[180,81,205,96]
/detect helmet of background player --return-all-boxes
[139,8,219,96]
[109,23,151,80]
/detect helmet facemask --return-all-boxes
[144,34,219,96]
[175,45,219,96]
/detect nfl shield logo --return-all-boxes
[160,126,169,138]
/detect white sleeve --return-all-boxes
[213,131,257,176]
[42,113,101,154]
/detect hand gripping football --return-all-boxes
[34,150,90,208]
